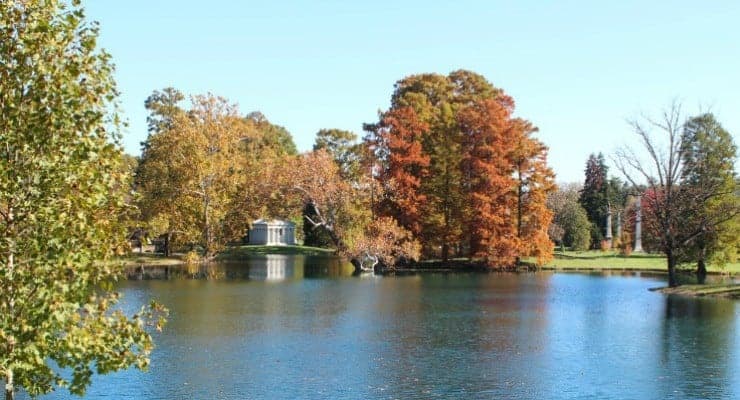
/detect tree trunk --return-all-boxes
[164,232,172,257]
[667,251,678,288]
[517,169,523,238]
[696,253,707,285]
[302,202,349,254]
[441,243,449,263]
[6,206,15,400]
[5,369,13,400]
[204,193,212,258]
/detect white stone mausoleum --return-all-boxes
[248,219,297,245]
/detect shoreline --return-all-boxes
[118,248,740,277]
[120,253,740,299]
[651,284,740,299]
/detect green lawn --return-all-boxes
[544,250,740,275]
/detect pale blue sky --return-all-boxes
[86,0,739,183]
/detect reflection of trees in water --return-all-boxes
[470,273,551,395]
[365,275,424,396]
[659,295,738,399]
[303,255,354,278]
[126,254,354,281]
[126,263,238,280]
[365,274,552,398]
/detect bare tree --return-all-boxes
[613,101,738,287]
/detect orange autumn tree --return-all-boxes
[366,70,556,268]
[367,107,430,236]
[511,119,556,265]
[458,98,520,266]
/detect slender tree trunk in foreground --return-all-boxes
[5,368,13,400]
[6,206,15,400]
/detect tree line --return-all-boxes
[134,71,556,270]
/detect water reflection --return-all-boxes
[30,265,740,400]
[248,255,303,281]
[658,295,738,399]
[125,254,354,281]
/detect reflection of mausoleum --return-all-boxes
[248,219,296,245]
[248,254,303,281]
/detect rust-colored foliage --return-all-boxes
[458,98,520,266]
[456,98,555,267]
[367,71,557,268]
[371,107,430,236]
[510,119,556,265]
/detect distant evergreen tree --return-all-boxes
[579,153,609,247]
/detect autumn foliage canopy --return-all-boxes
[366,71,555,268]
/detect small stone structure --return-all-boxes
[634,195,643,252]
[605,204,613,248]
[248,219,296,245]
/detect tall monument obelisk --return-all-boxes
[634,194,643,252]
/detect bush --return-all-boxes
[184,250,201,264]
[560,204,591,251]
[618,231,633,256]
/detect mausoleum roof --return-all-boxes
[252,218,295,227]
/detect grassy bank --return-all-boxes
[543,250,740,275]
[114,253,185,267]
[216,245,336,260]
[654,284,740,299]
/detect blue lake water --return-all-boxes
[30,256,740,399]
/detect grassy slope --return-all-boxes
[544,250,740,275]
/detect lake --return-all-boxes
[32,255,740,399]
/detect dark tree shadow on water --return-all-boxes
[659,295,737,399]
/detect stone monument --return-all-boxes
[605,204,613,248]
[634,194,643,252]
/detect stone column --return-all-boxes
[634,194,643,252]
[616,211,622,240]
